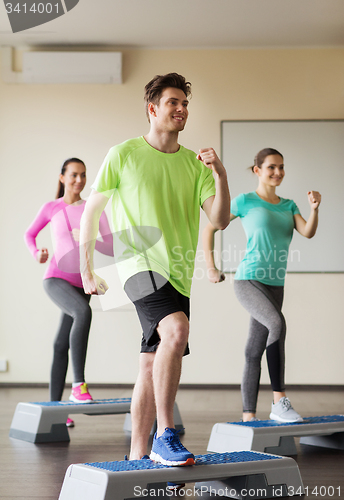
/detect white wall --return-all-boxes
[0,47,343,386]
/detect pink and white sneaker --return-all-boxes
[66,417,75,427]
[69,383,93,403]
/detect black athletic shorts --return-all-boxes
[124,271,190,354]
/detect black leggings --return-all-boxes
[43,278,92,401]
[234,280,286,413]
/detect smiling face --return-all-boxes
[254,154,285,187]
[59,161,86,197]
[149,87,189,133]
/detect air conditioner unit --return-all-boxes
[1,48,122,84]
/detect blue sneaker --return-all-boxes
[150,427,195,466]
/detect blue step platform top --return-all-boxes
[29,398,132,407]
[85,451,282,472]
[233,415,344,427]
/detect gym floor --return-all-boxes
[0,386,343,499]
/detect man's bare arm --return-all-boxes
[197,148,230,230]
[80,190,110,295]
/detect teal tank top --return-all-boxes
[231,192,300,286]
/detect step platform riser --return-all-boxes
[300,432,344,450]
[58,452,304,500]
[207,415,344,456]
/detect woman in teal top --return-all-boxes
[203,148,321,423]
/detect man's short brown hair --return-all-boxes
[144,73,192,122]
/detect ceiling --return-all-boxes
[0,0,344,49]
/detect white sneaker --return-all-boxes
[270,397,303,423]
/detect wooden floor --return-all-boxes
[0,386,343,499]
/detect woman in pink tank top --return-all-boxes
[25,159,113,426]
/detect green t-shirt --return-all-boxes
[231,192,300,286]
[92,136,216,297]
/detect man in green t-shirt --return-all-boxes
[80,73,230,466]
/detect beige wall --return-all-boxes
[0,48,343,387]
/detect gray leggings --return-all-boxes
[43,278,92,401]
[234,280,286,413]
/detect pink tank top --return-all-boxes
[24,198,113,288]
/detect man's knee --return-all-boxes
[174,320,189,343]
[164,321,189,351]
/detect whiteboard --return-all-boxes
[221,120,344,273]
